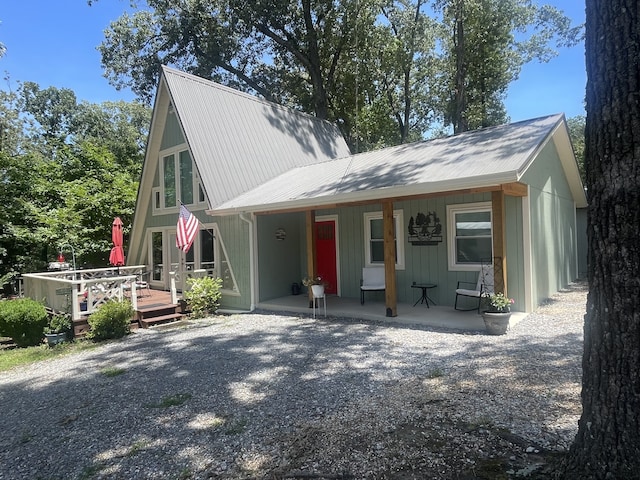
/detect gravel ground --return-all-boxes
[0,282,586,480]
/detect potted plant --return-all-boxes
[481,292,515,335]
[44,313,73,346]
[302,276,325,297]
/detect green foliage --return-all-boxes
[86,300,133,341]
[100,366,127,377]
[566,115,586,184]
[0,341,96,372]
[184,276,223,318]
[145,393,192,409]
[44,313,73,335]
[0,298,48,347]
[0,81,149,279]
[435,0,583,133]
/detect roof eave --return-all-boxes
[207,172,519,216]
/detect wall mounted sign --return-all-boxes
[275,227,287,241]
[408,211,443,245]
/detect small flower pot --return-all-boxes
[311,285,325,297]
[482,312,511,335]
[45,332,67,346]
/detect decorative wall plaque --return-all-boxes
[408,211,443,245]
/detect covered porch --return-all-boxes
[256,293,528,332]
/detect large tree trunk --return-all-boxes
[452,0,467,134]
[563,1,640,478]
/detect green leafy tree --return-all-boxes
[566,114,585,184]
[435,0,583,133]
[0,81,149,279]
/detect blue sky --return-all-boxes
[1,0,586,121]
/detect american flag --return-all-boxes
[176,204,199,253]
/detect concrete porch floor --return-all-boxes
[256,294,528,332]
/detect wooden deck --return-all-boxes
[73,288,185,337]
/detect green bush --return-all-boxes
[184,276,223,318]
[86,300,133,341]
[45,313,73,335]
[0,298,48,347]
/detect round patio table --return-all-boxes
[411,283,437,308]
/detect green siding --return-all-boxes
[505,195,525,312]
[214,215,251,310]
[257,213,305,301]
[522,139,578,305]
[253,192,527,310]
[160,110,185,150]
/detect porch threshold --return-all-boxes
[257,295,527,333]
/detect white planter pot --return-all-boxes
[45,332,67,346]
[311,285,325,297]
[482,312,511,335]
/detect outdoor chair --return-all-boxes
[135,272,151,297]
[360,267,385,304]
[454,261,494,312]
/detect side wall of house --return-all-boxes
[521,139,579,306]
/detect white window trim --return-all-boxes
[364,210,405,270]
[446,201,492,271]
[157,144,204,213]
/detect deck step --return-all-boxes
[139,313,184,328]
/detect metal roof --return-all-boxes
[211,113,586,214]
[162,66,352,208]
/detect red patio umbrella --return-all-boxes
[109,216,125,271]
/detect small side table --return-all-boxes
[411,283,437,307]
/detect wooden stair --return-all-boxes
[136,302,184,328]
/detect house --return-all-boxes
[126,66,587,318]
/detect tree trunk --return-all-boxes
[452,0,467,134]
[563,1,640,478]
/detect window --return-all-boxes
[157,147,205,212]
[447,202,492,270]
[364,210,405,269]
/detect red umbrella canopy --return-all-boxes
[109,217,125,266]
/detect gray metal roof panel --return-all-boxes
[211,114,567,214]
[162,66,351,208]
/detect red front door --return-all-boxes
[315,220,337,295]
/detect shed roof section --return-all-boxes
[162,66,352,208]
[211,113,585,214]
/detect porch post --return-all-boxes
[305,210,317,308]
[382,201,397,317]
[491,191,507,295]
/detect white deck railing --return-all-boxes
[21,265,162,321]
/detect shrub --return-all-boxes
[86,300,133,341]
[184,276,223,318]
[45,313,73,336]
[0,298,48,347]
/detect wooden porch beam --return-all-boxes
[491,191,507,295]
[382,201,398,317]
[305,210,317,308]
[500,182,528,197]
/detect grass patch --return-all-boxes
[79,462,106,480]
[145,393,192,409]
[126,440,151,457]
[0,341,97,372]
[101,366,127,377]
[224,417,248,435]
[426,367,445,379]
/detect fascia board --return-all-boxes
[208,172,518,216]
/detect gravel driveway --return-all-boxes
[0,282,586,479]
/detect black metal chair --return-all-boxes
[454,261,494,312]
